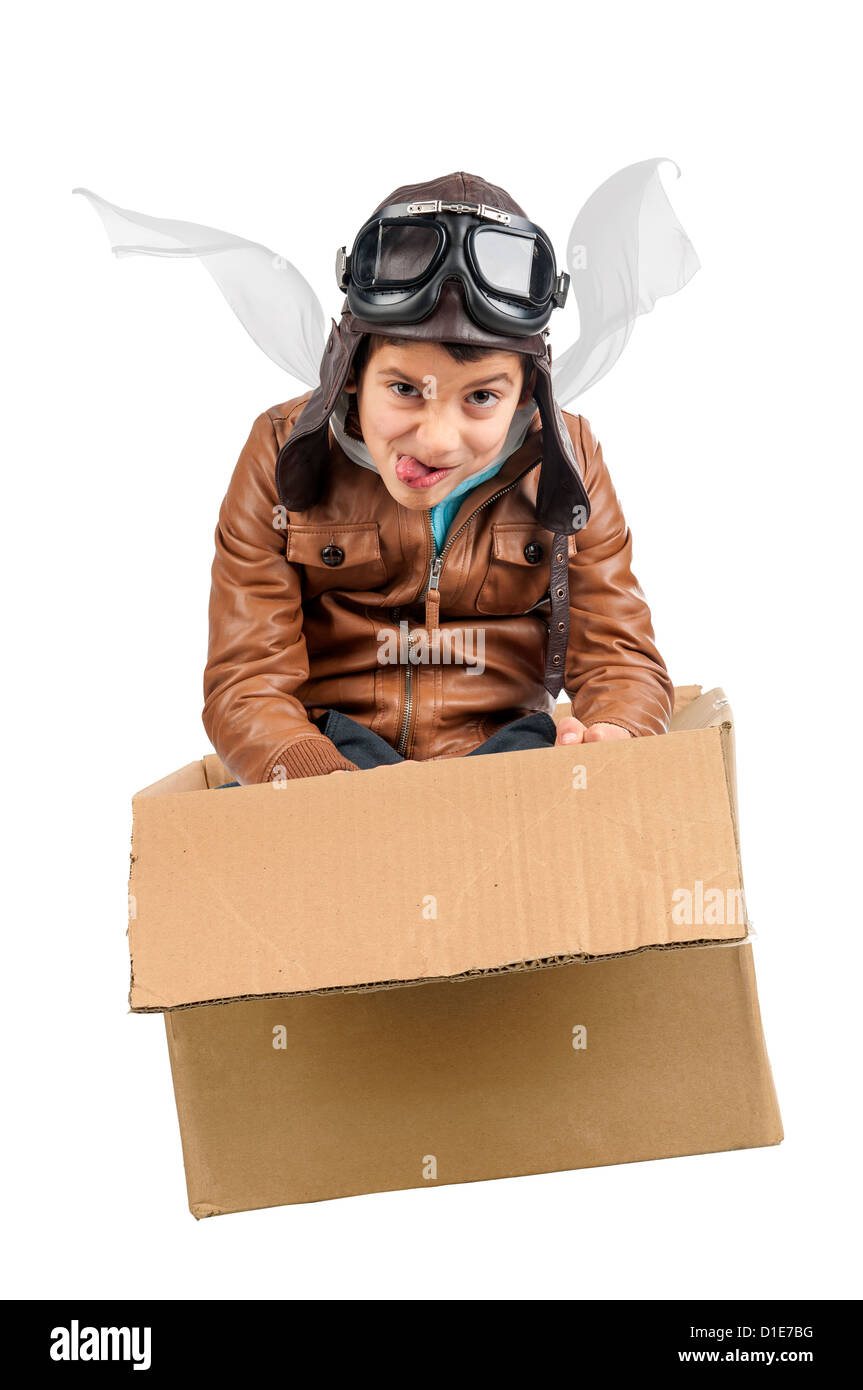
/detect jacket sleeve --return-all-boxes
[202,411,360,783]
[563,415,674,737]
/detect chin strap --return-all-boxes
[544,535,571,699]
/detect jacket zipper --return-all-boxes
[393,455,543,757]
[390,510,437,755]
[391,604,416,754]
[421,460,542,599]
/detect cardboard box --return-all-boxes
[129,685,782,1217]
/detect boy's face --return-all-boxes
[344,341,535,509]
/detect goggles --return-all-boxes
[336,199,570,337]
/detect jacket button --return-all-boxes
[524,541,544,564]
[321,545,345,566]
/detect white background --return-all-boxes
[3,0,860,1300]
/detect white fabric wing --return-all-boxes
[76,159,698,403]
[73,187,327,387]
[549,157,700,406]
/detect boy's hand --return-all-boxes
[555,717,633,746]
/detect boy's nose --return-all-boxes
[413,413,461,463]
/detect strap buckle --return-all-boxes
[406,199,512,225]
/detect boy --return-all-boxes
[202,172,674,784]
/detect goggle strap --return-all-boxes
[552,271,570,310]
[405,199,512,225]
[335,245,350,291]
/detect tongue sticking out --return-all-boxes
[396,455,435,482]
[395,455,458,490]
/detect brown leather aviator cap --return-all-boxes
[274,171,591,537]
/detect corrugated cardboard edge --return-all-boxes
[136,931,751,1013]
[127,685,747,1014]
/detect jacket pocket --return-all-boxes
[474,523,553,616]
[285,521,387,595]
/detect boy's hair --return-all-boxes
[344,333,535,441]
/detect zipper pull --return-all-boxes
[425,556,443,634]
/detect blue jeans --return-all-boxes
[216,708,558,785]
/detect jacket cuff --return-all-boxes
[574,707,670,738]
[584,717,639,737]
[263,735,360,783]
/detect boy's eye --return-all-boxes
[387,382,500,408]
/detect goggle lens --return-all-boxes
[471,227,555,303]
[353,219,442,288]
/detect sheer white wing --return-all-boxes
[74,187,327,387]
[550,158,700,406]
[75,160,698,402]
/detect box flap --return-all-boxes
[129,694,748,1011]
[133,759,209,799]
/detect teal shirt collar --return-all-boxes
[428,459,505,555]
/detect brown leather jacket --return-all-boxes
[202,393,674,784]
